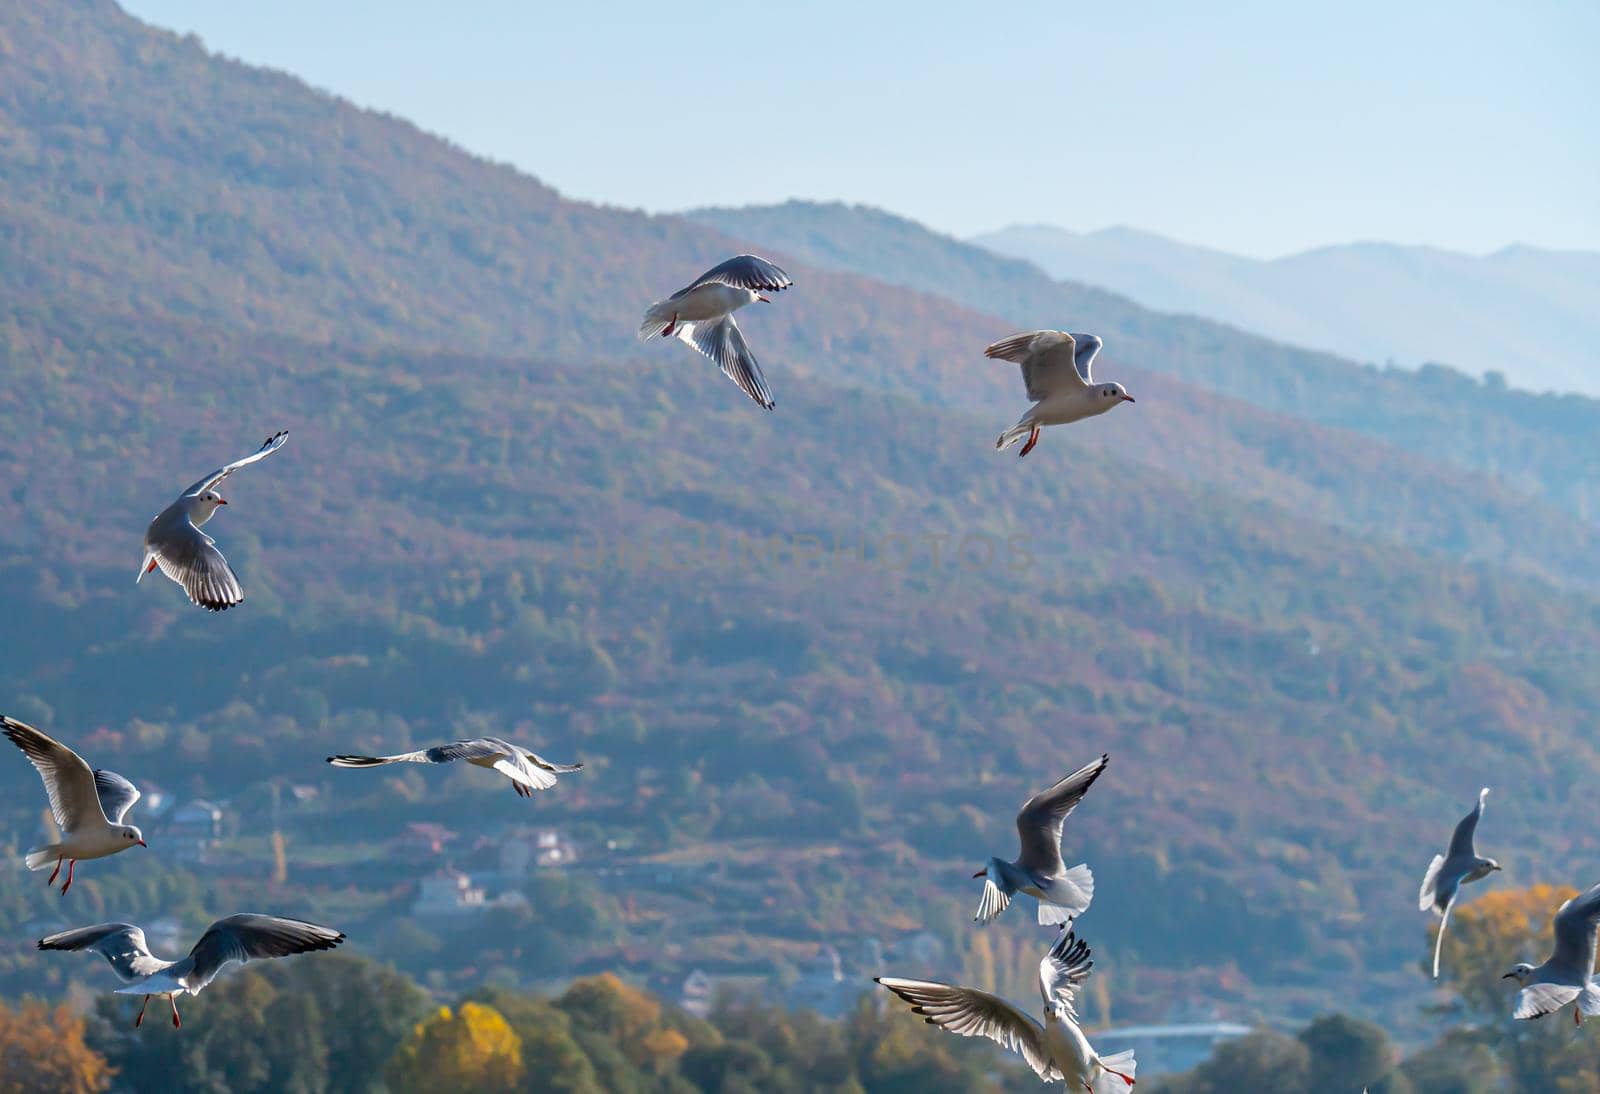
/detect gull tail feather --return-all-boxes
[638,301,674,340]
[996,422,1032,452]
[136,553,156,584]
[1419,853,1445,912]
[25,847,60,871]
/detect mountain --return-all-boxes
[971,223,1600,396]
[688,201,1600,527]
[1,0,1598,1047]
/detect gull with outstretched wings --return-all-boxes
[1419,787,1501,978]
[138,431,288,611]
[639,255,793,410]
[986,331,1134,457]
[1503,881,1600,1026]
[3,716,146,894]
[974,754,1108,926]
[327,737,582,797]
[877,927,1136,1091]
[39,913,344,1028]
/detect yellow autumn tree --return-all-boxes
[386,1002,525,1093]
[0,1001,112,1094]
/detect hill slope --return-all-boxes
[972,223,1600,396]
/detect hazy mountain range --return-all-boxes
[1,0,1597,1047]
[970,223,1600,396]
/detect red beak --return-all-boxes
[757,294,771,303]
[972,869,986,878]
[137,840,147,848]
[216,498,228,505]
[1122,394,1136,403]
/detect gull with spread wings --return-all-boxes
[138,431,288,611]
[877,927,1136,1091]
[986,331,1134,457]
[1419,787,1501,978]
[3,716,146,895]
[1503,881,1600,1026]
[39,913,344,1028]
[974,754,1108,926]
[639,255,793,410]
[327,737,582,797]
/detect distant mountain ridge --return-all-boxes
[971,223,1600,396]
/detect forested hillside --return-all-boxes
[0,0,1597,1066]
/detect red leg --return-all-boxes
[662,313,678,337]
[48,857,62,884]
[1576,1008,1582,1027]
[170,996,181,1028]
[1018,426,1040,458]
[135,995,150,1028]
[60,859,76,895]
[145,558,159,574]
[1105,1066,1135,1087]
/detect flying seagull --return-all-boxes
[327,737,582,797]
[1503,881,1600,1026]
[138,430,288,611]
[1419,787,1502,978]
[39,914,345,1028]
[877,927,1136,1091]
[986,331,1134,457]
[639,254,793,410]
[975,754,1108,926]
[3,716,146,895]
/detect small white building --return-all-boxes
[412,869,486,918]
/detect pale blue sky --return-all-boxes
[123,0,1597,258]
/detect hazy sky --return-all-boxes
[122,0,1597,258]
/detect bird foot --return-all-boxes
[170,997,181,1029]
[1019,426,1040,458]
[663,314,678,338]
[1106,1067,1135,1087]
[135,996,149,1028]
[60,859,75,895]
[47,857,62,885]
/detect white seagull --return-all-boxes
[1503,881,1600,1026]
[986,331,1134,457]
[327,737,582,797]
[877,927,1136,1091]
[639,254,793,409]
[138,431,288,611]
[1419,787,1501,978]
[38,913,345,1028]
[3,716,146,895]
[974,754,1108,926]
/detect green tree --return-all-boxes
[1298,1012,1399,1092]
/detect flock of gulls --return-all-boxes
[3,253,1594,1084]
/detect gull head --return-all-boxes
[189,490,228,525]
[1101,382,1135,405]
[120,824,147,848]
[1501,962,1535,983]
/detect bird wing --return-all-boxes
[875,978,1059,1081]
[676,317,776,409]
[94,769,141,824]
[150,521,245,611]
[670,254,793,299]
[1015,754,1110,874]
[2,717,108,832]
[1445,788,1488,860]
[184,913,344,993]
[1037,928,1094,1020]
[1068,333,1103,384]
[1419,853,1448,912]
[180,431,288,497]
[38,923,169,983]
[328,737,507,767]
[1514,981,1583,1020]
[522,750,583,775]
[1550,882,1600,975]
[984,330,1086,401]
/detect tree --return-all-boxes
[1298,1012,1399,1092]
[0,1000,112,1094]
[1160,1030,1311,1094]
[386,1002,525,1093]
[465,987,605,1094]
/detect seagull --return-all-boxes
[877,927,1136,1091]
[38,913,345,1028]
[138,431,288,611]
[975,754,1108,926]
[986,331,1134,457]
[1419,787,1502,978]
[1503,881,1600,1026]
[327,737,582,797]
[3,716,146,895]
[639,254,793,410]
